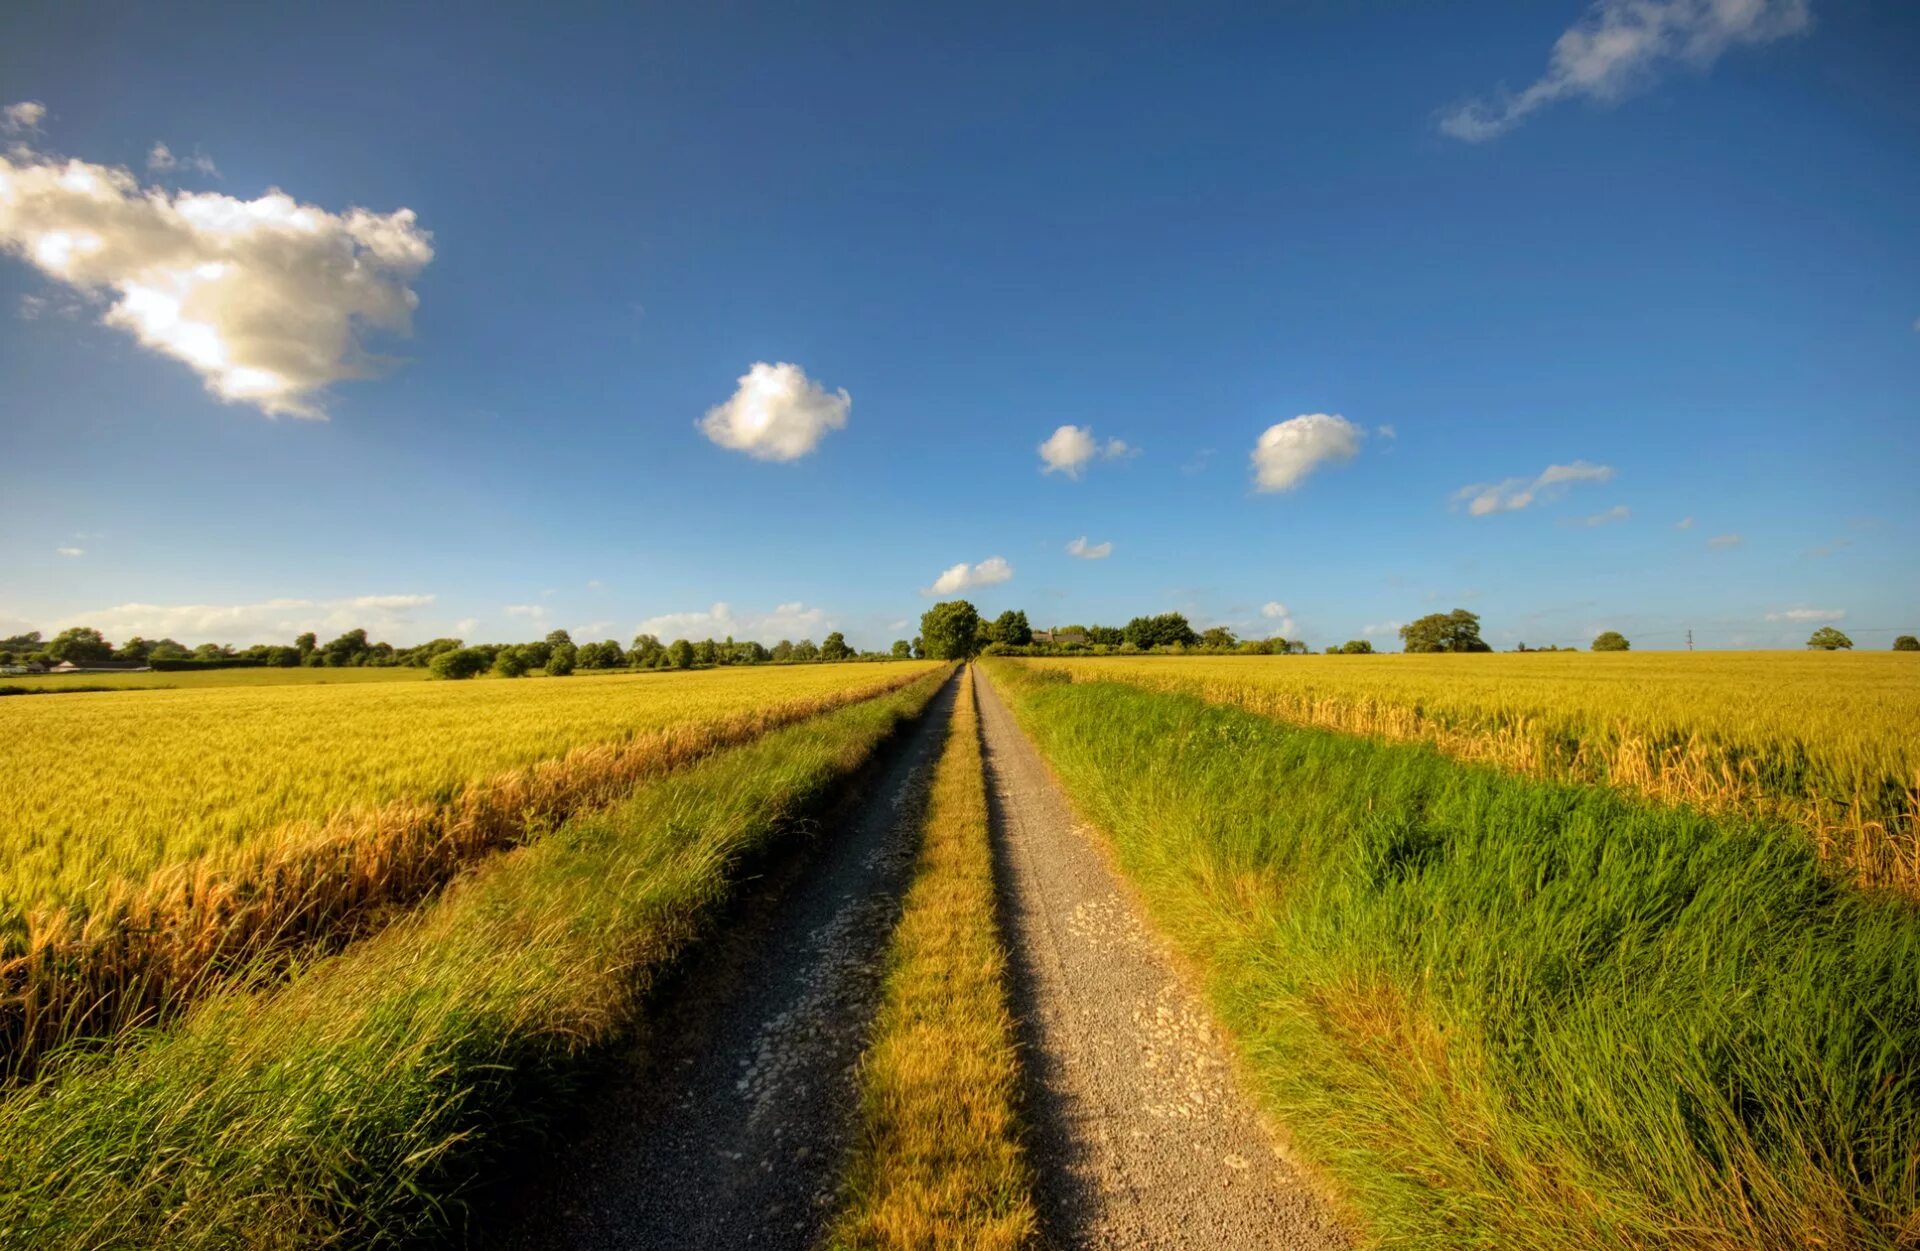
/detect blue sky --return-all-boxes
[2,1,1915,651]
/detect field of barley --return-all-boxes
[1018,652,1920,891]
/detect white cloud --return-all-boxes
[1675,516,1696,530]
[585,579,604,590]
[635,600,831,643]
[697,361,849,462]
[503,603,548,621]
[1708,533,1744,549]
[923,556,1013,597]
[1,102,45,135]
[1362,620,1404,637]
[1574,504,1632,526]
[0,130,432,417]
[146,142,218,177]
[54,545,84,557]
[1038,425,1133,478]
[1455,460,1614,515]
[1765,606,1845,623]
[1440,0,1810,142]
[1065,536,1113,560]
[1376,424,1397,439]
[571,620,613,637]
[1250,413,1363,492]
[1261,600,1297,637]
[453,617,479,636]
[56,593,436,645]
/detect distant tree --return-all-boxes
[492,647,531,677]
[911,636,925,659]
[1399,610,1490,654]
[891,639,912,659]
[793,638,821,662]
[920,601,983,660]
[1592,630,1631,652]
[545,628,573,649]
[1122,613,1199,650]
[1895,635,1920,652]
[1200,626,1238,650]
[116,636,153,663]
[668,639,695,669]
[771,639,795,662]
[1086,625,1125,647]
[545,642,577,676]
[688,638,714,666]
[1806,626,1854,651]
[628,633,664,667]
[990,610,1032,647]
[820,631,853,662]
[149,638,191,661]
[294,632,318,659]
[46,627,114,666]
[320,629,371,667]
[430,648,488,680]
[1339,639,1375,654]
[0,631,43,652]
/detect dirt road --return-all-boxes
[975,668,1349,1251]
[480,673,958,1251]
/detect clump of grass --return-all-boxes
[0,669,949,1249]
[1017,653,1920,894]
[986,661,1920,1251]
[0,666,935,1079]
[826,668,1036,1251]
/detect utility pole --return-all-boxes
[1686,629,1693,652]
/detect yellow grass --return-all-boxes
[826,668,1037,1251]
[1015,652,1920,893]
[0,663,938,1072]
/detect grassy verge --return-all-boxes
[825,668,1036,1251]
[0,668,950,1249]
[3,666,934,1080]
[984,661,1920,1251]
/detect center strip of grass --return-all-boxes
[984,661,1920,1251]
[826,667,1037,1251]
[0,668,951,1250]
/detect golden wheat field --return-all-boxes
[1017,652,1920,891]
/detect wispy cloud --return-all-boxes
[697,361,849,462]
[1250,413,1363,492]
[55,593,436,645]
[922,556,1013,596]
[1455,460,1614,515]
[1674,516,1696,530]
[1439,0,1810,142]
[1038,425,1134,478]
[1,101,45,135]
[1708,533,1744,550]
[503,603,548,621]
[1362,620,1403,638]
[635,601,830,643]
[145,142,218,177]
[1765,606,1844,623]
[1065,536,1112,560]
[1571,504,1632,527]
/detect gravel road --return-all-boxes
[975,668,1350,1251]
[478,672,958,1251]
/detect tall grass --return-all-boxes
[1018,653,1920,893]
[0,669,950,1250]
[1,665,935,1077]
[827,668,1037,1251]
[986,661,1920,1250]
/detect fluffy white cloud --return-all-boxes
[146,142,218,177]
[1708,533,1744,549]
[1250,413,1363,492]
[923,556,1013,597]
[697,361,849,461]
[1765,606,1845,622]
[0,129,432,417]
[635,600,831,643]
[1574,504,1632,526]
[1440,0,1810,142]
[1261,601,1297,637]
[56,593,436,645]
[55,545,84,557]
[2,101,45,135]
[1038,425,1133,478]
[1455,460,1614,515]
[1065,536,1112,560]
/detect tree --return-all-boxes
[693,639,717,667]
[1895,635,1919,652]
[294,632,317,659]
[46,627,113,666]
[321,629,370,667]
[545,629,573,649]
[116,636,153,663]
[1807,626,1853,651]
[991,610,1032,647]
[430,648,488,679]
[891,639,911,659]
[545,642,577,676]
[911,636,925,659]
[1592,630,1630,652]
[1399,610,1490,654]
[492,647,531,677]
[1123,613,1199,649]
[1200,626,1238,650]
[793,638,821,662]
[629,634,664,667]
[771,639,794,662]
[1339,639,1374,654]
[920,601,983,660]
[1086,625,1125,647]
[668,639,695,669]
[820,631,853,662]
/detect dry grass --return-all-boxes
[825,668,1037,1251]
[1017,653,1920,893]
[1,664,937,1076]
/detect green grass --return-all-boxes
[0,666,434,694]
[0,669,950,1250]
[984,661,1920,1250]
[826,668,1036,1251]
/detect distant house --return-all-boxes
[48,660,151,674]
[1032,628,1089,647]
[1,660,49,675]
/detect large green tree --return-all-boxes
[820,631,853,662]
[1399,610,1491,654]
[891,639,912,659]
[46,627,113,665]
[1123,613,1198,649]
[990,609,1032,647]
[1592,630,1631,652]
[920,600,983,660]
[1807,626,1853,651]
[1895,635,1919,652]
